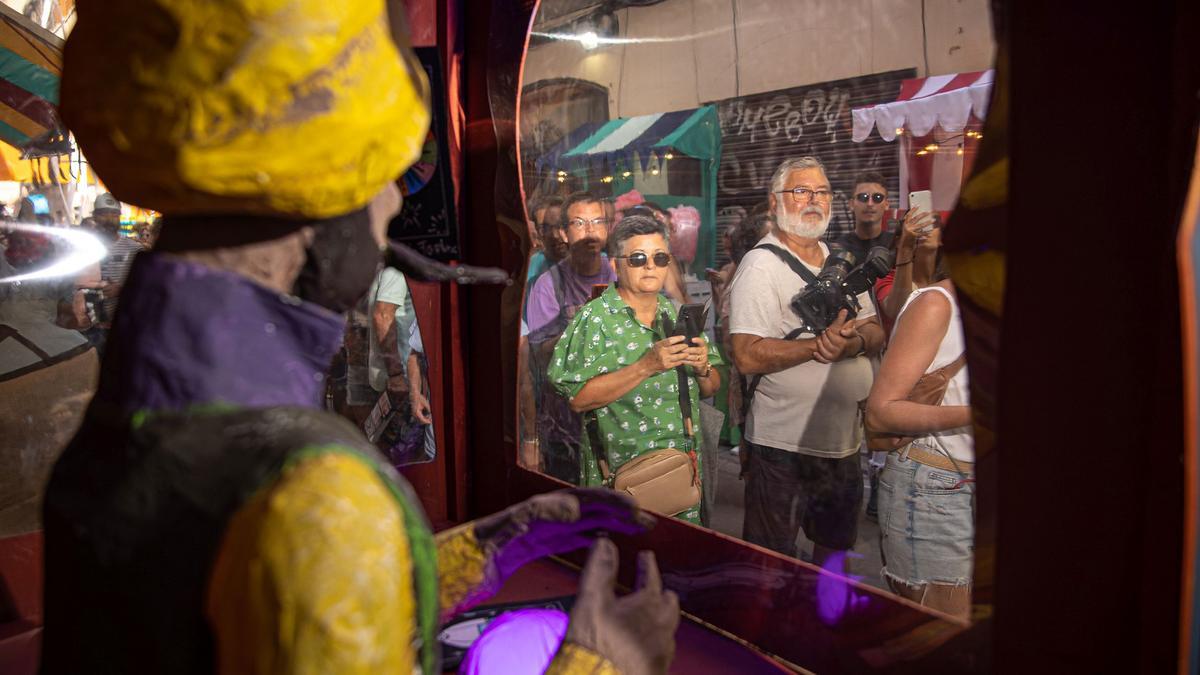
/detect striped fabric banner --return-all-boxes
[0,7,62,149]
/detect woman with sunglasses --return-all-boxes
[548,215,722,524]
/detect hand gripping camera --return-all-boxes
[790,232,895,334]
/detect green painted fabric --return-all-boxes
[548,285,721,524]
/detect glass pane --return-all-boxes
[517,0,996,620]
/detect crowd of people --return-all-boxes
[520,155,975,618]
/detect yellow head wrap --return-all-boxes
[61,0,431,219]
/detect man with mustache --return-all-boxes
[728,156,886,572]
[526,191,616,482]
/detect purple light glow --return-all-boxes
[459,608,570,675]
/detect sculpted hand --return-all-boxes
[560,539,680,675]
[472,489,656,598]
[641,335,690,374]
[813,310,857,364]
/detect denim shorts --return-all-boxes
[877,450,974,588]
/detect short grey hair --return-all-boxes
[607,214,669,257]
[769,156,828,197]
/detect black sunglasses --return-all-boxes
[855,192,887,204]
[615,251,672,268]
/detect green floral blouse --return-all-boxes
[548,285,722,524]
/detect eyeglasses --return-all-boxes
[855,192,887,204]
[774,187,833,204]
[566,216,610,231]
[615,251,672,268]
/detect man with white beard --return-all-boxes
[728,156,886,571]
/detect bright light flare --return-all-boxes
[532,23,743,47]
[1,222,107,283]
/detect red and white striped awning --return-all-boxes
[852,70,994,143]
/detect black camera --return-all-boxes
[82,288,110,325]
[790,232,895,333]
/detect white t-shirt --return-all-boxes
[367,267,416,392]
[728,231,876,458]
[898,285,973,463]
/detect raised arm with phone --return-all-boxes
[880,196,940,323]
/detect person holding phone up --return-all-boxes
[877,191,939,325]
[549,215,722,524]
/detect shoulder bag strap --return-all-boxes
[938,353,968,379]
[584,411,613,483]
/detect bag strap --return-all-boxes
[584,411,613,483]
[935,353,967,381]
[753,244,819,284]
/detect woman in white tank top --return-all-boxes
[865,277,974,620]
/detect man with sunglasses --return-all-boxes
[526,190,618,483]
[835,171,894,264]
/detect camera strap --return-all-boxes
[753,244,819,285]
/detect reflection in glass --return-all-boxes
[327,262,437,469]
[1,211,119,536]
[518,0,994,616]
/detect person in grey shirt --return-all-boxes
[729,156,886,573]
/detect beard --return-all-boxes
[776,204,830,239]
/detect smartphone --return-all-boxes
[908,189,933,215]
[675,303,708,344]
[908,190,936,233]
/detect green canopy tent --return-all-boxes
[543,105,721,275]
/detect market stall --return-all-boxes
[537,105,722,275]
[852,70,994,212]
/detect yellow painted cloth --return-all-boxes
[60,0,430,219]
[546,644,622,675]
[207,453,419,674]
[207,453,614,673]
[434,523,493,623]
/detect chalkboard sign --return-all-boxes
[712,68,915,261]
[388,47,460,261]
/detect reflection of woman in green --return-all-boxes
[549,215,722,524]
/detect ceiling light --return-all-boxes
[579,31,600,50]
